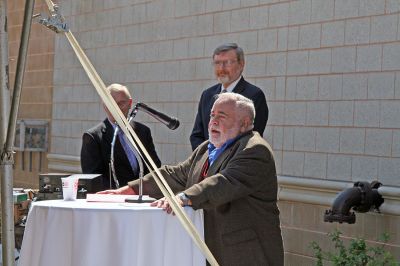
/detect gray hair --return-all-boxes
[215,92,255,127]
[107,83,131,99]
[213,43,245,63]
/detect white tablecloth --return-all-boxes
[19,199,205,266]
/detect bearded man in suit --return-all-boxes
[100,92,284,266]
[80,83,161,189]
[190,43,269,151]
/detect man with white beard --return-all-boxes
[99,93,283,266]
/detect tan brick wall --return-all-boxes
[8,0,56,188]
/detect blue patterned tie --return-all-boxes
[117,130,139,175]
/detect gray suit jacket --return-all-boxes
[128,132,284,266]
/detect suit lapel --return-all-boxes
[214,84,222,95]
[209,85,222,107]
[207,144,235,176]
[206,132,251,176]
[103,119,115,145]
[232,77,246,94]
[186,147,209,186]
[128,120,136,131]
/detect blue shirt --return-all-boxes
[207,135,241,166]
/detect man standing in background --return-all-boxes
[190,43,269,150]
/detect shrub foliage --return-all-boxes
[310,229,399,266]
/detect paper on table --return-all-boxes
[86,194,155,203]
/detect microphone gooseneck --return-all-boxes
[135,102,180,130]
[110,125,120,189]
[109,107,139,189]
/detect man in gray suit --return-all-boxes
[100,92,284,266]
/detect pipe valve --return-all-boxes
[324,181,384,224]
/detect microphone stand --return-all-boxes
[110,105,139,189]
[110,104,153,203]
[125,105,154,203]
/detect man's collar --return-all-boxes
[221,75,242,92]
[208,130,253,149]
[107,118,118,129]
[208,131,247,152]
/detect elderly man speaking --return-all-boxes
[100,93,284,266]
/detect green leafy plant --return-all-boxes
[310,229,399,266]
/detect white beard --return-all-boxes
[217,76,230,85]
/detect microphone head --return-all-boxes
[168,118,180,130]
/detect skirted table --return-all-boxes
[19,199,205,266]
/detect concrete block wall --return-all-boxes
[47,0,400,263]
[52,1,400,180]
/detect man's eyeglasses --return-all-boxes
[211,59,238,67]
[116,99,131,108]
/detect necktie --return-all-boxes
[117,131,139,175]
[221,89,227,93]
[198,159,209,182]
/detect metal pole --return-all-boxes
[5,0,35,150]
[0,0,9,142]
[0,0,13,265]
[1,0,35,265]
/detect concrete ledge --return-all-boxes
[377,186,400,215]
[278,175,400,216]
[47,153,81,173]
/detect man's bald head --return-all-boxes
[107,83,131,99]
[104,83,133,123]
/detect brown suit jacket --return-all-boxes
[128,131,284,266]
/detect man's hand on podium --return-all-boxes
[150,193,192,215]
[96,185,136,195]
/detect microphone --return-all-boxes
[135,102,180,130]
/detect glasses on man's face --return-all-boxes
[116,99,131,108]
[212,59,238,68]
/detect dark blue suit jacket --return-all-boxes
[190,77,269,150]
